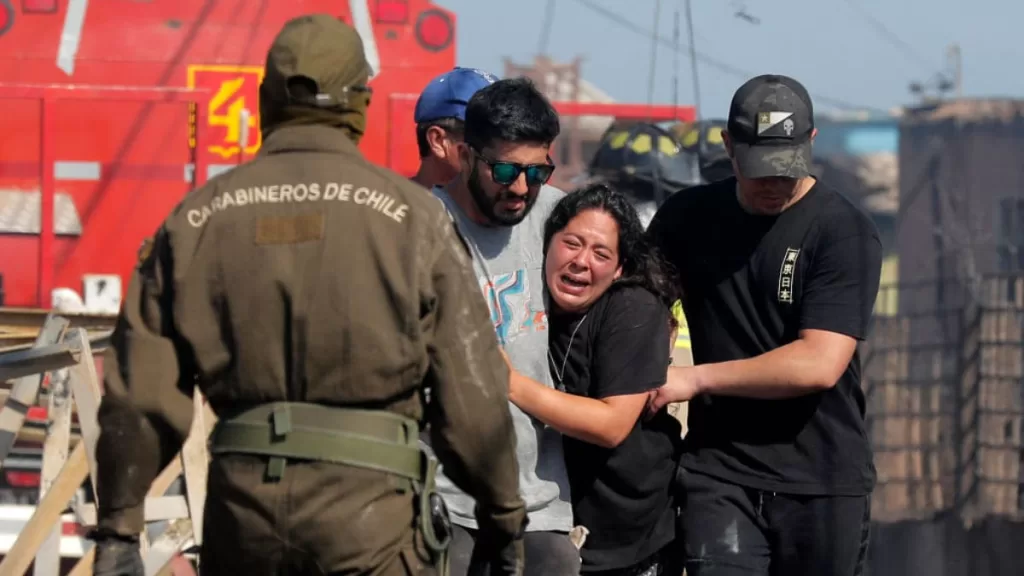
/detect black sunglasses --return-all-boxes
[472,147,556,187]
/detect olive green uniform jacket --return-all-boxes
[94,124,525,574]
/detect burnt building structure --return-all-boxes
[897,99,1024,291]
[816,100,1024,576]
[869,99,1024,526]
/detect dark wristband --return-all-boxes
[86,526,140,544]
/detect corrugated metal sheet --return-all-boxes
[0,190,82,235]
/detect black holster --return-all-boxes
[417,456,453,576]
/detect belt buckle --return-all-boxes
[271,405,292,438]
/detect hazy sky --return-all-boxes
[434,0,1020,119]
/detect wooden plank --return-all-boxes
[65,548,95,576]
[0,330,112,356]
[65,329,103,495]
[144,519,194,576]
[142,397,215,573]
[0,442,89,575]
[0,341,80,383]
[0,308,117,350]
[141,396,215,575]
[0,316,68,464]
[33,367,74,576]
[0,318,207,576]
[181,395,213,545]
[137,459,187,557]
[68,452,188,576]
[0,308,117,331]
[72,396,215,576]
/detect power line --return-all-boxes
[537,0,557,55]
[572,0,747,81]
[571,0,885,112]
[837,0,936,72]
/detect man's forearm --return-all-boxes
[688,339,839,399]
[95,403,176,535]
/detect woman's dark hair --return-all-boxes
[543,183,682,313]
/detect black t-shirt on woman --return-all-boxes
[548,284,682,573]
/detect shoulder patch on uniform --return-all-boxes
[255,211,326,245]
[136,236,155,268]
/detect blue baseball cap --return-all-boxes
[414,67,499,124]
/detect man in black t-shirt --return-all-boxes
[646,75,882,576]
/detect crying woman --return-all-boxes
[501,183,684,575]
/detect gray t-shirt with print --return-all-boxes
[429,184,573,533]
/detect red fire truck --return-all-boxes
[0,0,458,311]
[0,2,461,566]
[0,0,696,314]
[0,2,696,569]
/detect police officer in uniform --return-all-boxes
[88,14,526,576]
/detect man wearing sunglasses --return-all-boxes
[428,77,581,575]
[412,67,498,189]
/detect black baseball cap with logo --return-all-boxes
[726,74,814,179]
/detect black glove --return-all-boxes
[90,530,144,576]
[466,534,524,576]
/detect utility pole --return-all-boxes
[908,43,961,103]
[538,0,555,55]
[672,5,680,119]
[947,43,962,98]
[645,0,662,111]
[684,0,701,120]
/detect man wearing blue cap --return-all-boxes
[428,76,582,576]
[412,67,498,189]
